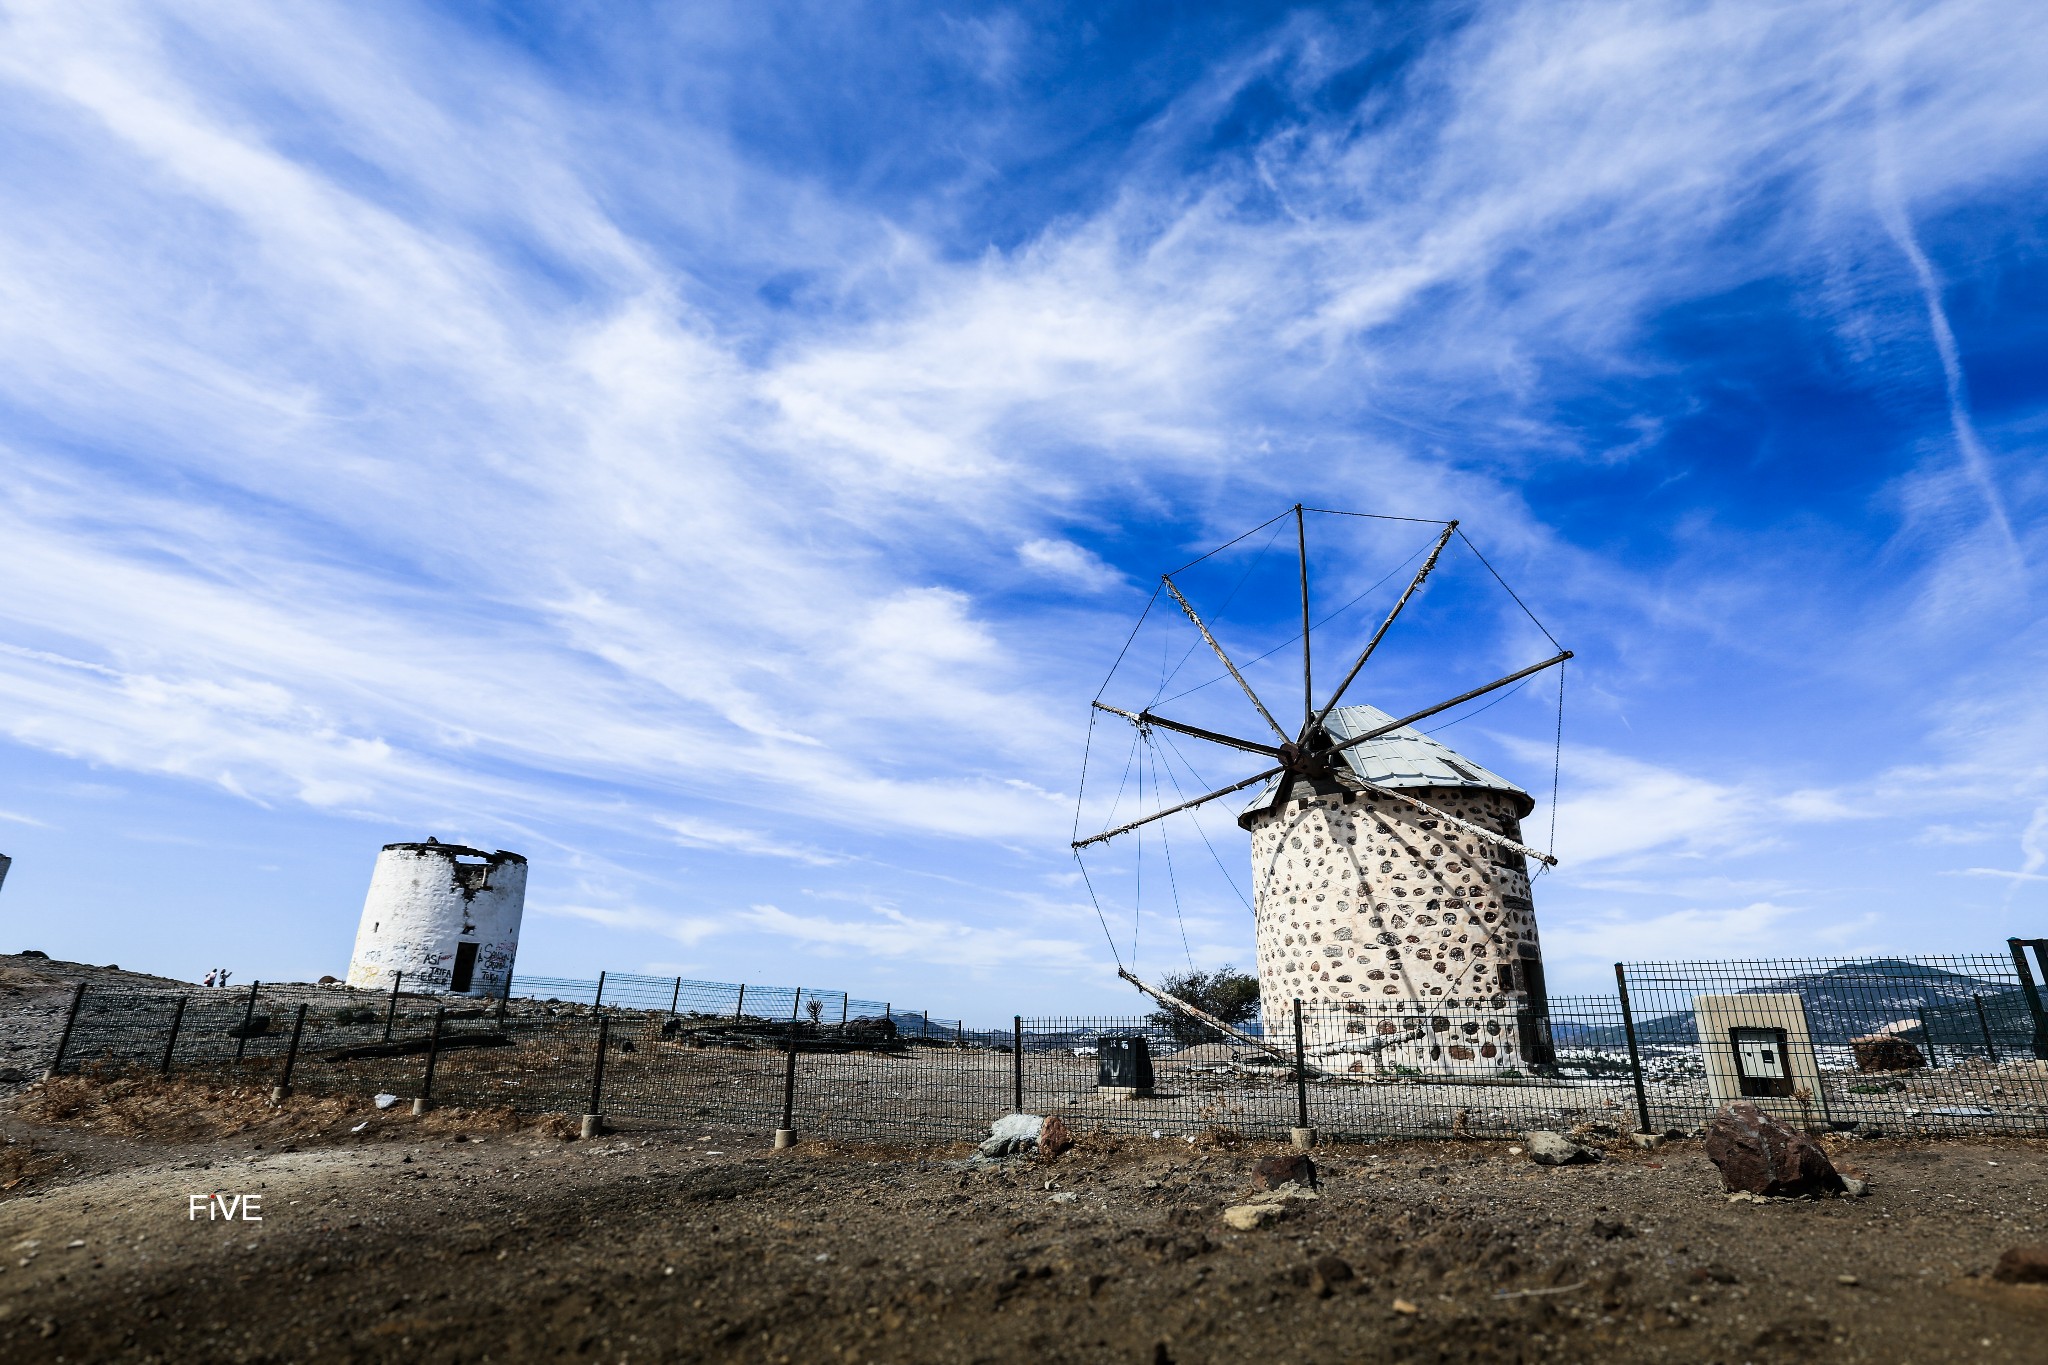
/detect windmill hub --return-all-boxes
[1276,737,1333,777]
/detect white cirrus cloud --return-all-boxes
[1018,538,1126,593]
[739,902,1100,974]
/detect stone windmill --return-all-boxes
[1073,508,1569,1075]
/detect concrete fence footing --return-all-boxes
[411,1098,430,1116]
[580,1113,604,1140]
[773,1129,796,1149]
[1290,1127,1317,1150]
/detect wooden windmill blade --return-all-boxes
[1160,575,1289,743]
[1073,649,1571,850]
[1294,503,1312,738]
[1088,702,1281,759]
[1310,519,1458,733]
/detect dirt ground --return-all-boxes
[0,1075,2044,1364]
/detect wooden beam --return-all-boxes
[1072,762,1285,849]
[1090,701,1282,759]
[1332,771,1559,867]
[1312,520,1457,732]
[1296,503,1313,738]
[1162,575,1289,742]
[1117,968,1325,1076]
[1322,651,1573,764]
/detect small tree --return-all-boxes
[1148,966,1262,1045]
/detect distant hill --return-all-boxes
[1556,959,2038,1055]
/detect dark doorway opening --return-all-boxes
[450,941,479,994]
[1515,948,1557,1070]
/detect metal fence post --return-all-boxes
[669,976,682,1020]
[45,982,86,1079]
[840,995,849,1027]
[272,1002,308,1102]
[1916,1007,1940,1068]
[412,1007,446,1114]
[775,1015,799,1149]
[2008,939,2048,1060]
[1291,999,1314,1149]
[592,971,607,1010]
[732,983,747,1022]
[383,970,404,1042]
[233,981,262,1064]
[581,1012,609,1138]
[1974,994,2000,1064]
[159,996,188,1077]
[497,969,514,1024]
[1613,964,1654,1136]
[1012,1016,1024,1113]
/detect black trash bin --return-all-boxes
[1096,1034,1155,1097]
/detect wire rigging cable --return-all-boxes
[1148,518,1290,708]
[1143,731,1198,974]
[1420,675,1532,734]
[1153,732,1256,914]
[1163,507,1298,577]
[1301,507,1456,526]
[1155,531,1436,708]
[1456,529,1560,649]
[1544,659,1565,869]
[1130,723,1144,967]
[1091,580,1164,703]
[1071,851,1124,970]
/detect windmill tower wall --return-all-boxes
[1246,783,1549,1075]
[346,842,526,995]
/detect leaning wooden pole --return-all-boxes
[1296,503,1312,736]
[1117,969,1326,1077]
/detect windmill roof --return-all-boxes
[1240,703,1534,822]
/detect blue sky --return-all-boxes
[2,1,2045,1017]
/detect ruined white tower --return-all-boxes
[346,840,526,995]
[1240,705,1552,1075]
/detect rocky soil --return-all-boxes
[1,1070,2045,1364]
[0,954,194,1096]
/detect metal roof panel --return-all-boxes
[1238,704,1533,822]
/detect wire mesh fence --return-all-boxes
[41,944,2048,1144]
[505,973,976,1041]
[1613,951,2048,1137]
[1018,995,1639,1143]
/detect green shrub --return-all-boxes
[1147,967,1261,1045]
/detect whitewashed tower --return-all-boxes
[346,840,527,995]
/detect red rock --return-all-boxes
[1038,1114,1073,1159]
[1852,1036,1924,1072]
[1992,1246,2048,1284]
[1251,1152,1316,1190]
[1703,1103,1843,1197]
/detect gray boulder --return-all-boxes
[979,1112,1045,1158]
[1524,1130,1599,1166]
